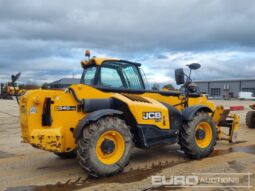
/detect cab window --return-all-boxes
[98,61,144,89]
[81,66,97,85]
[100,67,124,88]
[122,65,143,89]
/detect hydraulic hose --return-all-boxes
[68,87,83,104]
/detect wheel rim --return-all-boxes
[96,130,125,165]
[195,122,212,148]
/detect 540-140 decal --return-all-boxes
[55,106,77,111]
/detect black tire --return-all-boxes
[245,111,255,129]
[54,150,76,159]
[179,112,216,159]
[77,116,133,177]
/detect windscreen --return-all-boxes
[99,61,144,89]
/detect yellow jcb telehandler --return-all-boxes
[0,73,22,103]
[18,51,240,177]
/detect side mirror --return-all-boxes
[175,68,185,85]
[187,63,201,70]
[11,72,21,83]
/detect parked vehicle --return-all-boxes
[238,92,254,100]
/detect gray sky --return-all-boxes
[0,0,255,85]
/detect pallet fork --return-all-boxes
[213,105,240,143]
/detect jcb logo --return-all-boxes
[143,112,162,122]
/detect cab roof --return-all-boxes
[81,57,141,68]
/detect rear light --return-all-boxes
[33,96,40,105]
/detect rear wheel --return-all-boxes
[77,116,133,177]
[179,112,216,159]
[245,111,255,129]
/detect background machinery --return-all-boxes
[18,51,240,177]
[0,82,20,100]
[246,104,255,128]
[0,73,22,100]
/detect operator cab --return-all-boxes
[80,58,183,97]
[79,50,200,97]
[81,60,146,90]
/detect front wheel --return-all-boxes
[179,112,216,159]
[77,116,133,177]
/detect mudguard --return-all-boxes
[182,105,213,121]
[74,109,123,139]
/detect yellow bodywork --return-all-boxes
[19,84,216,153]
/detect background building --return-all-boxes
[48,78,80,89]
[195,78,255,98]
